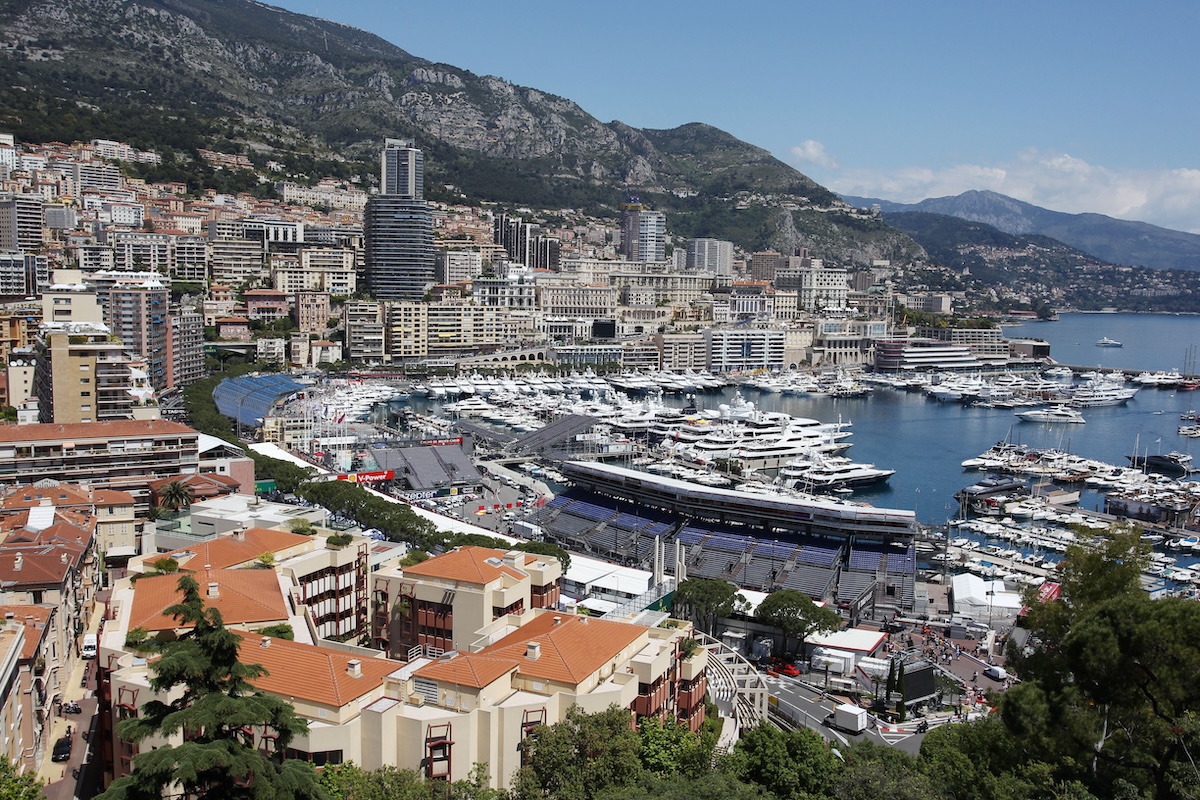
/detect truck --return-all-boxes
[824,702,868,734]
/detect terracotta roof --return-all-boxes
[165,528,313,571]
[147,473,239,493]
[0,419,196,444]
[0,485,91,510]
[414,653,517,689]
[422,612,645,688]
[128,568,288,631]
[403,546,532,586]
[0,605,51,660]
[94,489,136,506]
[231,630,399,707]
[0,542,84,587]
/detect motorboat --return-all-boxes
[1096,337,1123,347]
[1015,406,1086,424]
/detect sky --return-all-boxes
[270,0,1200,233]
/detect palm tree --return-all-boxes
[158,480,194,513]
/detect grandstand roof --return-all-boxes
[213,375,307,427]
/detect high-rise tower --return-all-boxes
[619,200,666,262]
[381,138,424,199]
[365,140,435,301]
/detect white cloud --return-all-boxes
[823,149,1200,234]
[789,140,838,169]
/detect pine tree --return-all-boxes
[97,575,326,800]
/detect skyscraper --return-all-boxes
[381,138,424,199]
[619,201,666,262]
[365,140,435,301]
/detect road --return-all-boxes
[765,674,933,756]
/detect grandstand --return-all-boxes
[213,375,307,428]
[530,477,916,613]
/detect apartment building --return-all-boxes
[110,232,172,273]
[344,301,386,362]
[209,238,265,287]
[425,301,508,357]
[244,289,289,322]
[705,327,787,373]
[165,306,204,389]
[272,248,357,296]
[95,541,706,791]
[385,301,428,361]
[538,282,618,318]
[294,291,331,335]
[0,420,200,507]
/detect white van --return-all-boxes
[81,633,97,660]
[983,665,1007,681]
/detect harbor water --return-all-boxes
[396,313,1198,527]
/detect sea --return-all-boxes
[397,312,1199,527]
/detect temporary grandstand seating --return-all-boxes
[794,542,841,567]
[213,374,306,427]
[779,564,837,598]
[837,571,876,601]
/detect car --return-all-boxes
[51,735,71,762]
[777,662,801,678]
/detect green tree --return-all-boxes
[754,589,841,658]
[515,705,644,800]
[672,578,744,636]
[998,527,1200,798]
[0,756,43,800]
[97,575,325,800]
[637,717,713,779]
[835,742,944,800]
[724,723,841,800]
[158,480,194,512]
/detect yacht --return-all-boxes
[1096,337,1123,347]
[1016,406,1086,424]
[1069,381,1138,407]
[778,453,895,491]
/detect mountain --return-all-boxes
[841,190,1200,272]
[0,0,922,265]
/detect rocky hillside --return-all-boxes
[0,0,921,263]
[843,190,1200,272]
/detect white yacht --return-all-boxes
[778,453,895,491]
[1016,406,1086,424]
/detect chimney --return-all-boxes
[233,526,246,542]
[552,615,561,626]
[504,551,522,568]
[13,554,21,572]
[207,581,219,599]
[526,642,540,660]
[260,636,270,649]
[347,658,362,678]
[60,553,68,564]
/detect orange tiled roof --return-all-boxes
[147,473,239,493]
[128,568,288,631]
[0,605,51,660]
[93,489,136,506]
[0,542,84,586]
[165,528,313,571]
[0,420,196,444]
[415,612,645,689]
[0,485,91,510]
[413,652,517,689]
[403,546,532,586]
[231,630,400,707]
[481,612,644,685]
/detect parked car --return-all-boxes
[51,735,72,762]
[777,662,801,678]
